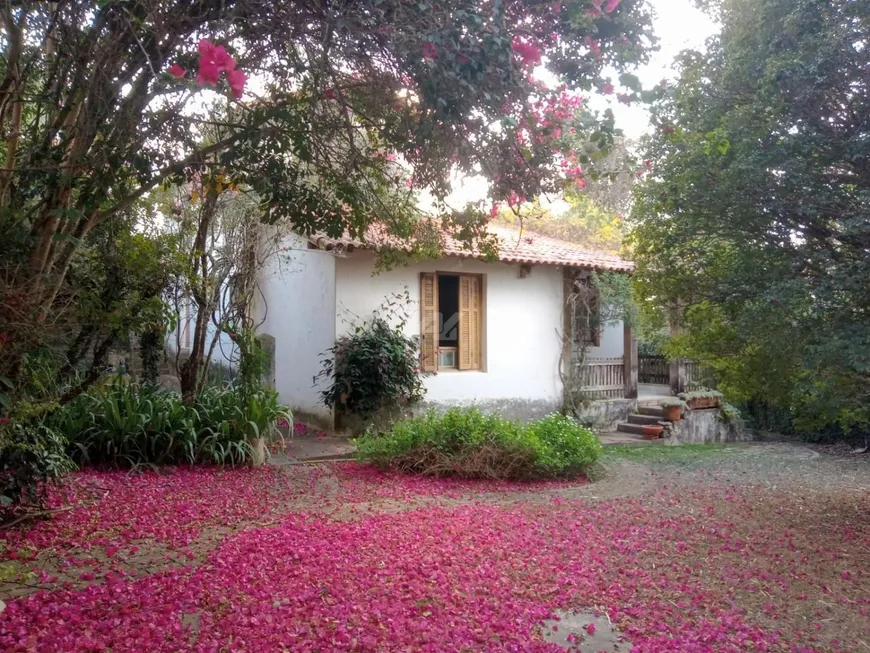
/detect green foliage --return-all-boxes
[318,297,427,417]
[139,329,164,386]
[228,328,267,393]
[355,408,602,480]
[0,415,76,506]
[52,382,289,468]
[496,196,625,254]
[660,398,687,409]
[593,271,639,329]
[717,402,741,424]
[630,0,870,440]
[678,390,723,401]
[0,0,657,503]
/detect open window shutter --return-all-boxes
[458,276,472,370]
[420,273,438,372]
[458,275,481,370]
[469,276,481,369]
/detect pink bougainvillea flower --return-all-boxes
[198,39,234,70]
[511,37,543,66]
[210,45,236,72]
[195,39,241,95]
[604,0,621,12]
[585,37,601,58]
[586,623,596,635]
[422,42,439,59]
[167,63,186,78]
[196,61,221,87]
[602,83,614,95]
[227,69,247,99]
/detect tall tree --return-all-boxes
[0,0,655,399]
[630,0,870,435]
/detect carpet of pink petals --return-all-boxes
[332,462,588,502]
[1,464,868,652]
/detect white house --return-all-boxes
[255,223,638,428]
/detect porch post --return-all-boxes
[668,303,686,394]
[623,322,638,399]
[669,359,686,395]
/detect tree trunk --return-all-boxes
[59,334,115,404]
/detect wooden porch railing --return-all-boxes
[686,361,717,390]
[577,357,626,400]
[638,354,669,384]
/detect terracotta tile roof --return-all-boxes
[310,223,633,272]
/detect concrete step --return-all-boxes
[617,422,664,439]
[628,413,663,426]
[637,406,665,418]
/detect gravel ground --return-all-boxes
[603,441,870,492]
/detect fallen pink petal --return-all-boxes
[1,444,867,651]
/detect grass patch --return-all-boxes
[604,444,734,464]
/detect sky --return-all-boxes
[597,0,719,141]
[441,0,719,209]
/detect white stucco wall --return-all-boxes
[587,319,624,359]
[334,252,566,414]
[255,234,335,421]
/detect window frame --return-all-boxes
[420,272,484,372]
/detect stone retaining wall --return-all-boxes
[665,408,750,445]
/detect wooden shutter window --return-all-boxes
[458,274,482,370]
[420,273,438,372]
[469,275,481,369]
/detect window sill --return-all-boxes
[434,368,486,375]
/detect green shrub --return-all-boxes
[0,415,76,506]
[717,402,741,424]
[678,390,724,401]
[317,315,426,417]
[52,382,289,468]
[354,408,602,480]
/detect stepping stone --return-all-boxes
[541,609,633,652]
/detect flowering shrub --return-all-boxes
[53,382,289,468]
[355,408,601,480]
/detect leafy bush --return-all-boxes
[679,390,724,401]
[355,408,602,480]
[717,402,741,424]
[52,382,289,468]
[0,414,76,506]
[317,315,426,417]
